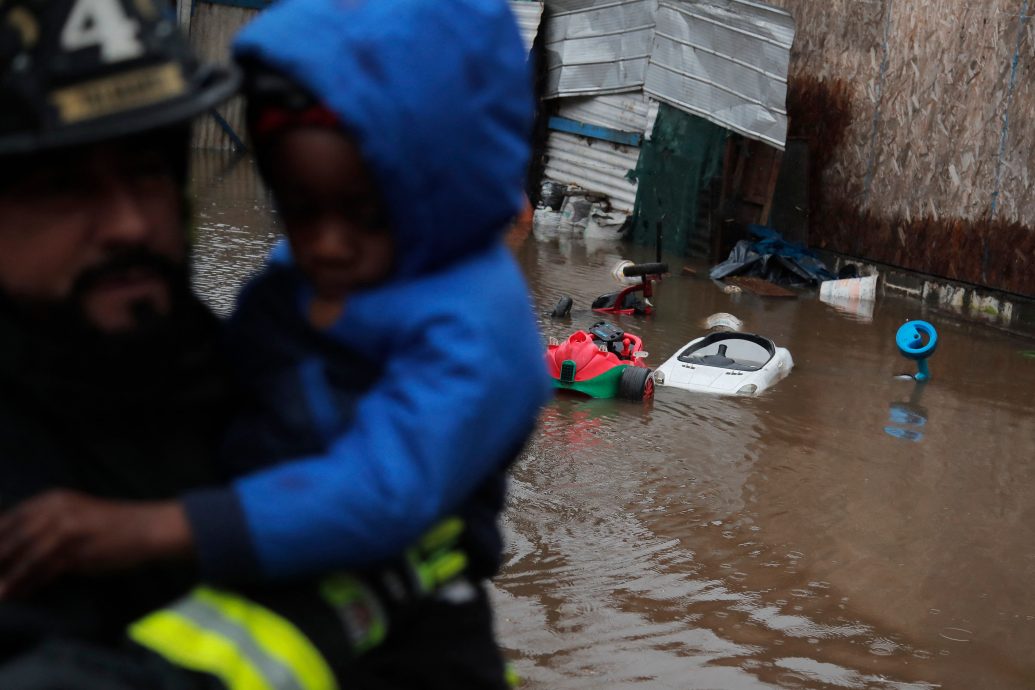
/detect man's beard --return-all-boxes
[2,248,195,349]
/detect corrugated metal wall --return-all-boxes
[556,92,651,133]
[543,131,640,212]
[645,0,793,148]
[543,0,793,148]
[510,0,545,53]
[543,0,656,97]
[541,93,656,212]
[539,90,684,218]
[176,0,191,30]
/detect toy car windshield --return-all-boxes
[677,333,776,372]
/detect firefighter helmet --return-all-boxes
[0,0,238,155]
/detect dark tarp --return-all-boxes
[710,225,835,286]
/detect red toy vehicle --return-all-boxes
[546,321,655,400]
[551,262,668,318]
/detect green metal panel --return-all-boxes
[630,104,728,255]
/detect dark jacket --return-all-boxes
[0,294,233,656]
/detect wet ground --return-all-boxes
[192,153,1035,690]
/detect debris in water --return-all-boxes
[728,276,798,298]
[820,274,877,302]
[610,259,639,285]
[820,274,878,321]
[703,313,744,332]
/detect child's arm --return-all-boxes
[0,251,549,590]
[184,246,552,582]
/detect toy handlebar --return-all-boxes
[622,262,669,277]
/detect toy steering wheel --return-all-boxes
[896,321,938,360]
[895,321,937,382]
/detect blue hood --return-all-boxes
[234,0,533,278]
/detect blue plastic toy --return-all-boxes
[895,320,938,382]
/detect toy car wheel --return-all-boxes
[619,367,654,401]
[551,295,573,318]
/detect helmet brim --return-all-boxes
[0,64,241,157]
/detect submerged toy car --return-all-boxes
[546,321,654,400]
[653,332,793,396]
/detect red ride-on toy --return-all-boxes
[550,262,669,318]
[546,321,655,400]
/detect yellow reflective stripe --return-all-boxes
[418,517,464,552]
[129,609,275,690]
[428,550,468,584]
[505,663,522,688]
[192,587,338,690]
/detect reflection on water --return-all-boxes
[191,152,280,314]
[885,384,929,442]
[191,154,1035,690]
[502,237,1035,690]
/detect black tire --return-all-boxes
[622,262,669,277]
[618,367,654,401]
[551,296,573,318]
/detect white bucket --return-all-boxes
[820,275,878,322]
[819,274,878,302]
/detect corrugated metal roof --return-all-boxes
[543,0,655,97]
[644,0,793,148]
[509,1,545,53]
[543,130,640,212]
[556,92,651,134]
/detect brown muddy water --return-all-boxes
[191,153,1035,690]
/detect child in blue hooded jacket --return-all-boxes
[175,0,549,583]
[182,0,550,683]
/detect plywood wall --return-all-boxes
[771,0,883,203]
[996,16,1035,222]
[767,0,1035,296]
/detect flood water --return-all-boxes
[191,153,1035,690]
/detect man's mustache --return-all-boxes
[71,249,184,298]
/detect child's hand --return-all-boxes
[0,490,193,598]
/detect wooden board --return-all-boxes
[727,276,799,298]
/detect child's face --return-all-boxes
[265,128,394,299]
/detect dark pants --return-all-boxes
[347,582,510,690]
[0,583,508,690]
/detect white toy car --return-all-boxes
[653,332,793,396]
